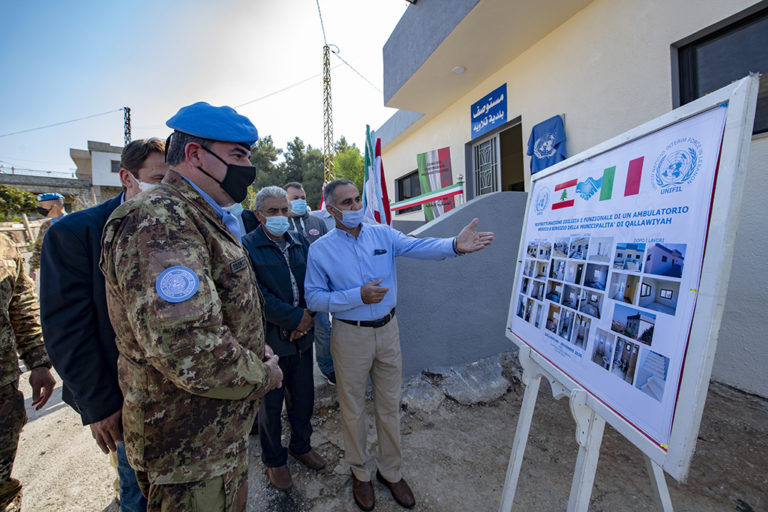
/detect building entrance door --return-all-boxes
[471,121,525,197]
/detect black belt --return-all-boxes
[337,308,396,328]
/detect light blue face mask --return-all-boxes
[265,215,290,237]
[340,207,365,228]
[290,199,307,215]
[223,203,244,217]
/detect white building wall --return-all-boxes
[91,150,122,187]
[712,134,768,396]
[381,0,768,395]
[383,0,759,208]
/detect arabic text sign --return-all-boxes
[471,83,507,139]
[508,106,727,448]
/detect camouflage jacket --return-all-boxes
[100,170,269,484]
[0,233,49,387]
[28,218,51,271]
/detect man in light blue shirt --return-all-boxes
[304,180,493,511]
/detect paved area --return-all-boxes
[11,352,767,511]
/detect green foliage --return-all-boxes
[0,185,38,221]
[244,134,361,211]
[283,137,324,209]
[333,140,364,192]
[248,135,285,208]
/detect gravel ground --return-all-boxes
[11,361,767,512]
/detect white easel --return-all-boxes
[498,345,673,512]
[499,75,760,512]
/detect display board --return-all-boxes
[505,75,759,481]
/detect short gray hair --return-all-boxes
[323,179,356,207]
[165,132,212,166]
[254,186,288,212]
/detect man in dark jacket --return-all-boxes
[242,186,326,491]
[283,181,335,384]
[39,138,167,511]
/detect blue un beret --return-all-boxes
[166,102,259,147]
[37,192,64,201]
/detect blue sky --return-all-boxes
[0,0,407,175]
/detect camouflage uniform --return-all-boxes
[100,170,269,510]
[0,233,50,509]
[27,218,51,273]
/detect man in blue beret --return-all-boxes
[28,192,66,280]
[99,102,283,511]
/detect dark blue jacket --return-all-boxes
[39,194,123,425]
[241,225,313,357]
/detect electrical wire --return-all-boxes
[316,0,328,46]
[235,64,342,109]
[330,49,383,94]
[0,108,123,139]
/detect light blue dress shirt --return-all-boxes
[304,223,457,321]
[180,176,243,240]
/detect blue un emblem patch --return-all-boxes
[156,266,200,303]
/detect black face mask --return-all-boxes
[196,145,256,204]
[36,206,50,216]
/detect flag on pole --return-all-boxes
[362,125,391,225]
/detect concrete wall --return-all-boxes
[711,134,768,396]
[395,191,527,376]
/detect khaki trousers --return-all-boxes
[331,316,403,483]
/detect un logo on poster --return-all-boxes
[535,188,550,214]
[652,138,703,191]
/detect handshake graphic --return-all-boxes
[576,177,603,200]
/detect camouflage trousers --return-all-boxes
[137,458,249,512]
[0,380,26,509]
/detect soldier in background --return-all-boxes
[0,233,56,512]
[28,192,66,281]
[100,102,282,511]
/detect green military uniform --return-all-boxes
[0,233,50,509]
[27,218,51,273]
[100,170,269,510]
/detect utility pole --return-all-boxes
[123,107,131,146]
[322,45,334,183]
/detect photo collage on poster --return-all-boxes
[516,236,684,402]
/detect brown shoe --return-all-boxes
[266,465,293,491]
[376,471,415,509]
[352,473,375,511]
[289,448,327,470]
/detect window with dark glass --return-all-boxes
[111,160,121,173]
[678,7,768,134]
[395,170,422,215]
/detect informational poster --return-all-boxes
[416,147,455,221]
[508,106,728,447]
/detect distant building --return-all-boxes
[70,140,124,203]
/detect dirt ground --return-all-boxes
[12,362,768,512]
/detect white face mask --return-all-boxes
[131,174,158,193]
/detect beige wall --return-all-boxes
[383,0,761,220]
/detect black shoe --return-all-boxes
[323,371,336,385]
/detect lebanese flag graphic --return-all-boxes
[552,178,577,209]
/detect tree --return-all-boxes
[284,137,324,209]
[0,185,38,221]
[333,138,364,192]
[247,135,285,206]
